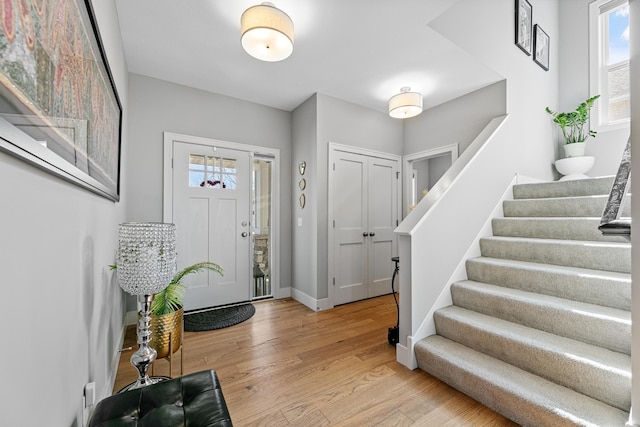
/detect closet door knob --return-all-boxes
[363,232,369,237]
[369,232,376,237]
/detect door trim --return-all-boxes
[327,142,402,309]
[402,144,458,218]
[163,132,281,299]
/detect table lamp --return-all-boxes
[117,222,176,391]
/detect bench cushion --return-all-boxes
[89,370,232,426]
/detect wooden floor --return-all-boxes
[114,295,518,426]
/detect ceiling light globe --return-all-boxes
[241,3,294,62]
[388,88,423,119]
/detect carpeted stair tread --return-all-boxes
[479,236,631,273]
[433,306,631,410]
[451,280,630,354]
[491,217,629,242]
[415,335,630,427]
[465,257,631,310]
[513,176,615,199]
[503,195,631,218]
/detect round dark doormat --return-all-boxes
[184,303,255,332]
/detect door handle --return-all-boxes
[241,232,248,237]
[369,232,376,237]
[363,232,369,237]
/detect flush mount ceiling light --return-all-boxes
[241,2,294,62]
[388,87,423,119]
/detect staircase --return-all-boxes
[414,176,632,427]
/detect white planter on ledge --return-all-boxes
[555,156,595,181]
[563,142,586,158]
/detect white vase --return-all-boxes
[555,156,595,181]
[563,142,586,158]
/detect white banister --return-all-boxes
[395,114,518,369]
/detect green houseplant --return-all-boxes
[149,261,223,363]
[151,261,223,315]
[546,95,600,157]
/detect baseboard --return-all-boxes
[396,338,417,369]
[125,310,137,326]
[276,286,291,299]
[290,287,330,312]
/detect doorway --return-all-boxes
[163,133,279,310]
[403,144,458,218]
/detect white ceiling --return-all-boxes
[114,0,502,114]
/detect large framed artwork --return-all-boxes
[0,0,122,201]
[515,0,533,55]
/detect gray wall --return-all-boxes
[127,73,293,296]
[0,0,129,424]
[404,80,507,157]
[558,0,629,177]
[291,95,318,300]
[291,93,403,303]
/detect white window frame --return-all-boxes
[589,0,630,132]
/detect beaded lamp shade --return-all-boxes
[117,223,177,296]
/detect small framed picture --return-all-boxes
[534,24,550,71]
[515,0,533,55]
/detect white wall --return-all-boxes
[557,0,629,177]
[126,74,293,296]
[396,0,561,355]
[0,1,129,425]
[429,0,559,181]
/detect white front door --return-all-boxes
[331,149,399,306]
[172,141,251,310]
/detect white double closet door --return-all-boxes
[330,145,399,306]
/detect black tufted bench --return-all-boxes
[89,370,233,427]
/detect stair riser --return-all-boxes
[451,283,630,354]
[434,310,630,410]
[513,177,615,199]
[492,218,628,242]
[415,336,630,427]
[465,258,631,311]
[503,196,631,218]
[479,238,631,274]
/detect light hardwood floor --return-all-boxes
[113,295,518,426]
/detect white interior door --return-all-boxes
[332,149,398,305]
[333,151,368,305]
[172,141,251,310]
[367,157,398,297]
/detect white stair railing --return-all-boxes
[395,114,516,369]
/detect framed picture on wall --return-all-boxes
[0,0,122,201]
[534,24,550,71]
[515,0,533,55]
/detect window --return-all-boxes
[188,154,237,189]
[589,0,630,130]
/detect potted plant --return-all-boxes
[546,94,600,157]
[150,261,223,361]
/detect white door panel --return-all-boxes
[173,142,251,309]
[331,148,398,305]
[367,158,397,298]
[333,152,368,305]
